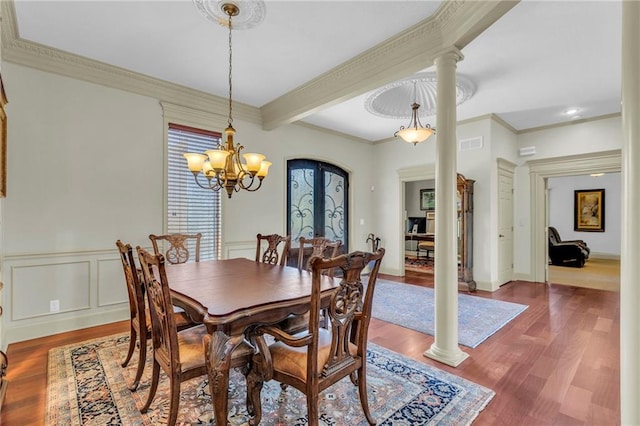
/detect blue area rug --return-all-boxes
[47,333,494,425]
[370,278,528,348]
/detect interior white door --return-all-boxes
[497,170,514,285]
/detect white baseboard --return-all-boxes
[380,266,403,276]
[5,307,129,345]
[589,252,620,260]
[513,272,535,282]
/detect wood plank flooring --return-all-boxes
[1,272,620,425]
[548,257,620,292]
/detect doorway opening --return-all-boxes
[528,149,621,283]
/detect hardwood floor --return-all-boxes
[549,257,620,292]
[2,272,619,425]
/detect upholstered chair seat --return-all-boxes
[267,328,356,382]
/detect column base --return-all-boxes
[424,344,469,367]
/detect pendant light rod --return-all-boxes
[394,80,436,145]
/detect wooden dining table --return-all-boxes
[164,257,338,425]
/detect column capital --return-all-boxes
[433,47,464,65]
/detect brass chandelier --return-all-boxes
[183,3,270,199]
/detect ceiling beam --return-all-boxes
[260,0,519,131]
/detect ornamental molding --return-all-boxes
[0,1,261,125]
[261,0,517,131]
[193,0,266,30]
[1,0,517,137]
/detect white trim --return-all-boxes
[589,252,621,260]
[528,150,622,283]
[397,164,436,277]
[5,307,129,344]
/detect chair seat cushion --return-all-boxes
[268,328,356,381]
[418,241,434,250]
[177,325,253,371]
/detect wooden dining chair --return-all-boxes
[246,248,385,426]
[136,246,253,426]
[255,233,309,335]
[116,240,197,391]
[297,236,342,277]
[255,233,291,266]
[149,232,202,264]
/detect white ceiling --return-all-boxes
[11,0,622,142]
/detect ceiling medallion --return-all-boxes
[193,0,266,29]
[365,72,475,119]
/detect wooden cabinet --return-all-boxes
[457,173,475,292]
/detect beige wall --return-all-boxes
[0,58,624,343]
[513,115,622,278]
[1,62,375,343]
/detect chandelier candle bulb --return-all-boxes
[243,153,266,173]
[205,149,230,171]
[202,161,214,177]
[183,153,207,172]
[257,160,272,178]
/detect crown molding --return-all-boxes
[0,1,261,125]
[1,0,520,141]
[457,113,518,134]
[527,149,622,176]
[517,112,621,134]
[260,0,518,131]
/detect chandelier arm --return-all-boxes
[237,171,258,190]
[191,172,222,192]
[240,176,264,192]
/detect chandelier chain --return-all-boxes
[227,10,233,128]
[182,2,270,198]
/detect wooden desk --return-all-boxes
[165,258,337,425]
[404,232,434,242]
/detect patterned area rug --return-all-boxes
[370,279,528,348]
[405,256,434,274]
[46,333,494,425]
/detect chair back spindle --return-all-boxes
[149,233,202,264]
[256,234,291,266]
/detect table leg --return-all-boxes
[205,330,243,426]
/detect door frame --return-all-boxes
[286,158,351,250]
[528,149,621,283]
[398,164,436,275]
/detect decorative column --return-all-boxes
[424,48,468,367]
[620,1,640,423]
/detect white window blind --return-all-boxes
[167,124,222,260]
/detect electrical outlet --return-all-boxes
[50,299,60,313]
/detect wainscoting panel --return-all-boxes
[3,249,129,343]
[11,261,90,320]
[97,257,127,307]
[224,240,254,261]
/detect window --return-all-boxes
[287,159,349,251]
[167,123,222,260]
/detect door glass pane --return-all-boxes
[289,167,315,243]
[324,170,345,246]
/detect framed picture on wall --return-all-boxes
[574,188,605,232]
[420,188,435,211]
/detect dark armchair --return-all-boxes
[549,226,590,258]
[548,226,590,267]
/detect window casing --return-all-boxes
[167,123,222,260]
